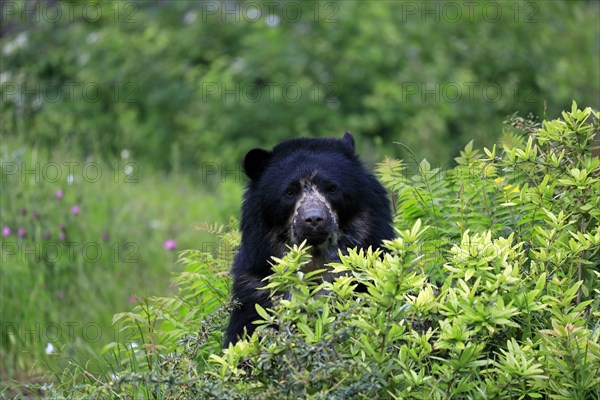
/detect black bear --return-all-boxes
[224,132,395,346]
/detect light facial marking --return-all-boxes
[289,179,339,246]
[284,176,345,287]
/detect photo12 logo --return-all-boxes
[197,1,339,24]
[200,81,339,104]
[399,1,539,23]
[1,241,139,264]
[1,321,137,346]
[1,81,139,105]
[1,1,139,24]
[400,81,538,104]
[1,161,139,184]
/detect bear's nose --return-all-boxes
[304,211,327,229]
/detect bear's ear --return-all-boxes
[243,148,273,180]
[341,131,355,152]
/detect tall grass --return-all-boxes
[0,137,242,385]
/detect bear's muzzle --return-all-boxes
[291,186,337,246]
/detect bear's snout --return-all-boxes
[292,191,337,246]
[303,208,328,229]
[299,208,332,244]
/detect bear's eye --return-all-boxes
[284,189,296,198]
[327,185,338,194]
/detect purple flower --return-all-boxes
[43,231,51,240]
[70,205,80,216]
[56,190,64,200]
[2,226,10,237]
[164,240,177,250]
[19,207,26,216]
[31,211,39,220]
[102,231,110,242]
[58,231,66,241]
[18,228,26,238]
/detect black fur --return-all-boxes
[224,132,394,346]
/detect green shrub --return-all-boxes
[46,103,599,399]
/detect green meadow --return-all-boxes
[1,137,242,382]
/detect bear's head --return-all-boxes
[241,132,387,255]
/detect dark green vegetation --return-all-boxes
[2,1,598,169]
[38,104,599,398]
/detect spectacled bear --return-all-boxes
[224,132,395,346]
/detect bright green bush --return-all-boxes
[46,103,599,399]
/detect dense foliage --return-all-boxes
[2,0,598,170]
[40,104,599,399]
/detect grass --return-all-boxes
[0,137,242,391]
